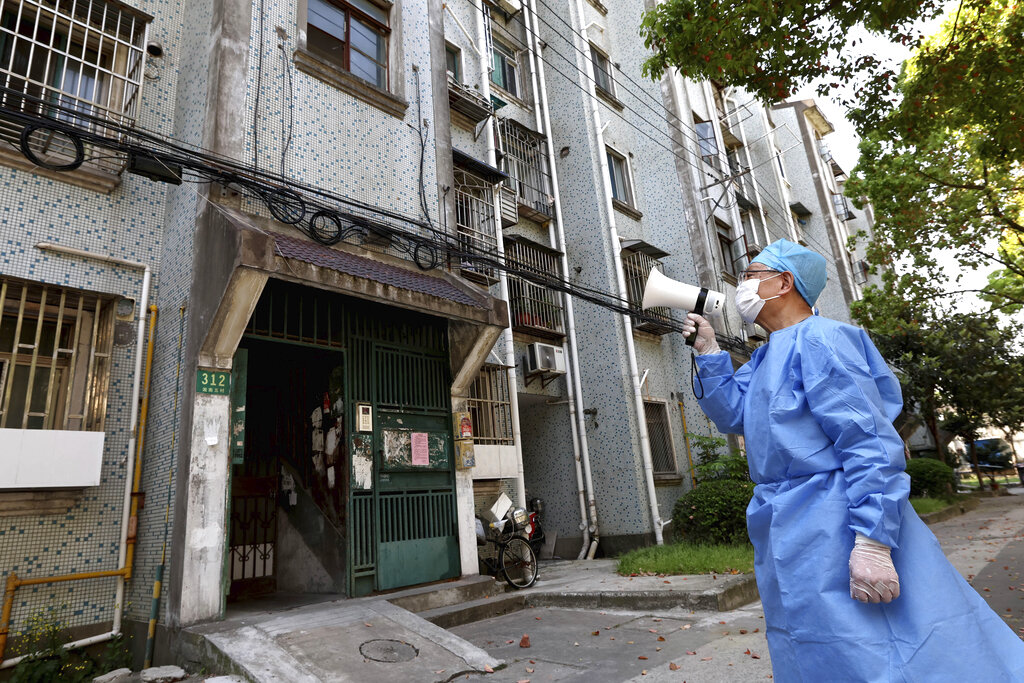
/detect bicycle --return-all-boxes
[475,507,539,589]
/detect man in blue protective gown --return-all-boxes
[682,239,1024,682]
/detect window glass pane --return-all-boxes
[308,0,347,38]
[591,47,612,93]
[350,51,384,86]
[350,0,388,24]
[350,16,384,62]
[607,151,621,201]
[696,121,717,158]
[446,45,460,80]
[308,25,345,62]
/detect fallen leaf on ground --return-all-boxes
[484,665,494,673]
[657,636,666,642]
[364,622,373,627]
[752,654,761,659]
[739,629,748,634]
[669,662,680,671]
[649,629,658,633]
[526,668,534,673]
[687,651,697,655]
[516,680,530,683]
[701,657,713,661]
[592,631,601,636]
[520,634,531,648]
[745,649,751,655]
[506,640,515,644]
[639,656,648,660]
[681,625,692,630]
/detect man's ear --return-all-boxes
[780,271,797,295]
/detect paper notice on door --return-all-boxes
[411,432,429,466]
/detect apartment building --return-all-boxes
[0,0,870,667]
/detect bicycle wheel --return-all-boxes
[500,536,538,589]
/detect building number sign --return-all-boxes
[196,369,231,395]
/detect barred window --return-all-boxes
[498,119,552,221]
[0,0,150,174]
[454,168,498,284]
[0,277,115,431]
[468,364,513,446]
[643,400,677,476]
[505,236,563,339]
[622,247,673,335]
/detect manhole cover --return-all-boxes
[359,639,419,663]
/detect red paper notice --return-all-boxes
[411,432,429,465]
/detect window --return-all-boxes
[717,223,738,278]
[775,145,787,180]
[445,42,461,82]
[491,38,520,98]
[469,364,513,446]
[644,401,677,476]
[454,168,499,284]
[499,120,552,220]
[694,116,719,168]
[832,192,854,222]
[0,278,114,431]
[606,148,634,207]
[307,0,390,89]
[505,237,564,338]
[622,247,673,335]
[0,0,149,175]
[590,44,614,97]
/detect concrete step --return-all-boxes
[418,591,528,629]
[387,574,506,614]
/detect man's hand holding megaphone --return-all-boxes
[681,314,720,355]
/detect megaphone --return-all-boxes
[642,268,725,346]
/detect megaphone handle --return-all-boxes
[685,295,707,347]
[685,328,698,347]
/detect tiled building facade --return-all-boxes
[0,0,868,667]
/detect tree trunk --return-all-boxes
[925,411,946,465]
[969,439,986,492]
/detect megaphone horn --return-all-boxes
[641,268,725,318]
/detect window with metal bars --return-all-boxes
[454,168,499,284]
[498,119,552,221]
[832,192,854,221]
[0,0,150,175]
[468,364,513,446]
[505,236,564,338]
[0,277,114,431]
[643,400,677,475]
[622,249,672,335]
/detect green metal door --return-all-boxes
[372,345,459,592]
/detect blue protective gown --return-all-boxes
[696,315,1024,682]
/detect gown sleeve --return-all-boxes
[802,334,909,549]
[694,351,753,435]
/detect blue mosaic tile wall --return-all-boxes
[0,0,193,638]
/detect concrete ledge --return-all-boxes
[919,496,980,525]
[526,573,759,613]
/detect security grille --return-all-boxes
[454,168,498,284]
[622,249,673,335]
[643,400,677,475]
[0,276,114,430]
[0,0,150,174]
[498,119,552,221]
[468,363,513,446]
[505,236,563,338]
[832,192,854,221]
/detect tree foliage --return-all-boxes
[639,0,941,103]
[846,0,1024,312]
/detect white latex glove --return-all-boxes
[682,313,721,355]
[849,533,900,604]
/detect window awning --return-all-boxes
[453,149,508,184]
[789,201,812,217]
[620,239,669,260]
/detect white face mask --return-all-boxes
[735,272,783,324]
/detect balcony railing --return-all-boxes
[468,363,514,446]
[505,235,564,338]
[498,119,552,222]
[455,168,499,284]
[0,0,150,177]
[622,249,673,335]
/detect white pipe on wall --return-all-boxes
[32,242,152,651]
[569,0,664,545]
[526,0,599,559]
[524,0,595,559]
[474,3,527,509]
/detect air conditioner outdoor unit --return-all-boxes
[526,342,566,375]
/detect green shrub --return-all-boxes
[688,433,750,482]
[672,479,754,545]
[905,458,956,500]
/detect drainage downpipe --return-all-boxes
[569,0,664,545]
[526,0,597,559]
[475,1,527,508]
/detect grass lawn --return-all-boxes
[617,542,755,576]
[909,497,951,515]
